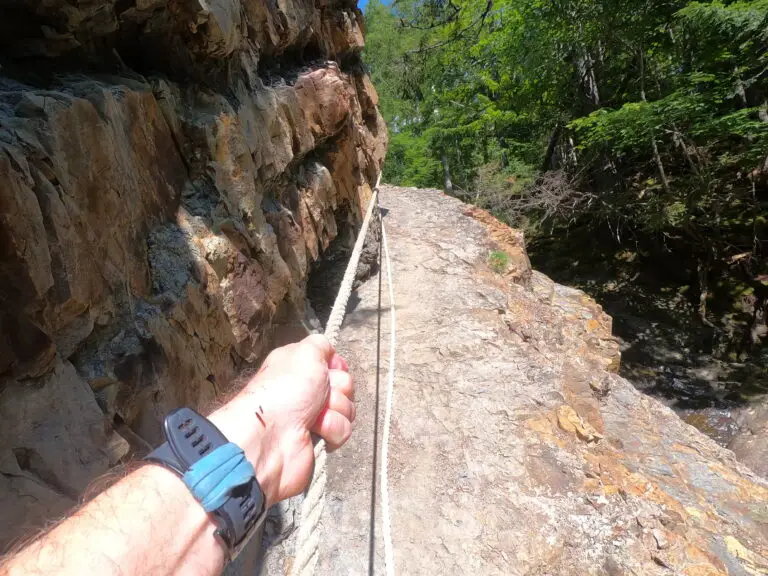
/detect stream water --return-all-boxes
[611,306,765,446]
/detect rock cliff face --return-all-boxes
[0,0,385,551]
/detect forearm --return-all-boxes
[3,465,228,576]
[0,335,353,576]
[2,397,280,576]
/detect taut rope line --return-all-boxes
[368,205,383,576]
[291,174,382,576]
[380,218,396,576]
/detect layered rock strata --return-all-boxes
[0,0,385,550]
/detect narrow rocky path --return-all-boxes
[316,185,768,575]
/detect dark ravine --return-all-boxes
[0,0,386,551]
[306,208,381,326]
[529,229,768,478]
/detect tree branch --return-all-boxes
[406,0,494,55]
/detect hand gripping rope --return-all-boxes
[292,174,396,576]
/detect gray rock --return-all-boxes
[315,186,768,576]
[0,356,112,548]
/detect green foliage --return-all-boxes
[384,131,443,188]
[363,0,768,348]
[488,250,510,274]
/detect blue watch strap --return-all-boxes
[145,408,266,553]
[183,443,256,512]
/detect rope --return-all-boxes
[380,219,396,576]
[323,175,382,349]
[291,174,381,576]
[368,207,383,576]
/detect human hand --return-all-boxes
[2,335,353,576]
[210,335,355,506]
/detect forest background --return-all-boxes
[363,0,768,389]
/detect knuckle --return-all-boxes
[263,343,292,366]
[303,334,332,355]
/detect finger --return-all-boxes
[329,369,354,400]
[312,408,352,449]
[329,353,349,372]
[328,388,356,422]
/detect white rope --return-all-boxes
[291,175,381,576]
[380,219,396,576]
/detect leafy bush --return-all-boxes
[488,250,510,274]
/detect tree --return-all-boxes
[363,0,768,356]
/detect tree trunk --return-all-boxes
[741,296,767,353]
[639,49,671,194]
[540,123,562,172]
[567,135,578,168]
[671,126,707,190]
[441,153,453,194]
[697,259,709,323]
[649,135,670,194]
[577,51,601,108]
[757,102,768,176]
[735,67,748,108]
[499,137,508,169]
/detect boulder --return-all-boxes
[730,404,768,479]
[0,356,130,549]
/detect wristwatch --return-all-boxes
[146,407,267,556]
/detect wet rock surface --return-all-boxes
[0,0,386,552]
[317,185,768,576]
